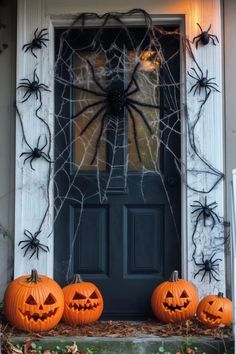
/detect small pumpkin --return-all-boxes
[197,292,232,327]
[151,270,199,323]
[62,274,104,325]
[4,269,64,332]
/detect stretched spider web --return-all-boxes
[53,11,182,281]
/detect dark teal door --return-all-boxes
[54,26,181,319]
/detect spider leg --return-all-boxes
[210,36,219,46]
[207,84,220,93]
[90,112,106,165]
[196,23,203,32]
[195,38,201,49]
[20,152,31,157]
[29,248,37,259]
[80,105,107,136]
[22,89,31,99]
[38,244,49,252]
[24,230,33,239]
[194,267,205,278]
[34,27,39,38]
[21,92,32,103]
[34,69,39,82]
[211,267,220,275]
[210,210,221,223]
[37,28,47,37]
[36,248,39,259]
[41,153,53,163]
[56,76,106,97]
[127,98,164,111]
[208,271,212,283]
[19,78,31,85]
[18,240,30,246]
[209,252,217,261]
[192,34,201,43]
[23,154,33,165]
[71,100,106,120]
[23,245,32,257]
[192,201,203,206]
[29,157,36,171]
[187,72,198,81]
[30,47,37,58]
[211,257,222,264]
[188,83,198,94]
[191,207,203,213]
[127,106,142,162]
[38,84,51,91]
[128,102,153,134]
[206,24,212,33]
[211,272,220,282]
[22,42,31,50]
[209,213,216,230]
[86,59,107,93]
[19,242,32,249]
[201,270,207,282]
[190,67,202,79]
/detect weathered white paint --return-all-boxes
[15,0,225,297]
[231,169,236,340]
[0,0,16,300]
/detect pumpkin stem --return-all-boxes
[26,269,41,283]
[218,292,224,298]
[71,274,83,284]
[169,270,179,282]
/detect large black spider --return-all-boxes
[22,28,49,58]
[58,60,168,164]
[193,23,219,49]
[188,66,220,97]
[18,229,49,259]
[20,135,52,171]
[17,68,50,103]
[194,252,222,283]
[191,197,221,230]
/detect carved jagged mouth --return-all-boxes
[203,311,221,322]
[19,308,58,322]
[163,300,190,312]
[68,302,99,311]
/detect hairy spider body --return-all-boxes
[18,229,49,259]
[57,60,167,164]
[17,68,50,103]
[193,23,219,49]
[22,28,49,58]
[191,196,220,230]
[20,135,52,171]
[194,252,222,282]
[188,66,220,97]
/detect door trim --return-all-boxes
[15,0,225,298]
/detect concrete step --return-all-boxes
[8,336,234,354]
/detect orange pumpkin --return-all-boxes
[4,269,64,332]
[197,292,232,327]
[62,274,103,325]
[151,270,199,323]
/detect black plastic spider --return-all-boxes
[20,135,52,171]
[193,23,219,49]
[18,229,49,259]
[17,68,50,103]
[194,252,222,282]
[191,197,220,230]
[188,66,220,97]
[57,60,168,164]
[22,28,49,58]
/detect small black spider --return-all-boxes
[194,252,222,282]
[57,60,168,164]
[18,229,49,259]
[188,66,220,97]
[191,197,221,230]
[22,28,49,58]
[17,68,50,103]
[193,23,219,49]
[20,135,52,171]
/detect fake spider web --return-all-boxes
[51,10,222,283]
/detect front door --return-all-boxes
[54,23,181,319]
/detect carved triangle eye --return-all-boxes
[44,293,56,305]
[73,292,87,300]
[218,307,223,312]
[208,301,214,305]
[90,291,98,299]
[26,295,37,305]
[166,291,174,298]
[180,290,189,298]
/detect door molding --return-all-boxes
[15,0,225,297]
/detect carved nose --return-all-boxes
[39,305,43,310]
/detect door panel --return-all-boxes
[54,24,181,319]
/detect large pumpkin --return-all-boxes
[197,292,232,327]
[62,274,103,325]
[4,269,64,332]
[151,270,199,323]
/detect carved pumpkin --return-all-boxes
[62,274,103,325]
[197,292,232,327]
[151,270,199,323]
[4,269,64,332]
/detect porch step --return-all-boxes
[9,336,234,354]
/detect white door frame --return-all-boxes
[15,0,225,297]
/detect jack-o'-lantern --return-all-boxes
[62,274,103,325]
[4,269,64,332]
[151,270,199,323]
[197,292,232,327]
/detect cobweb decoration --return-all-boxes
[52,9,222,281]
